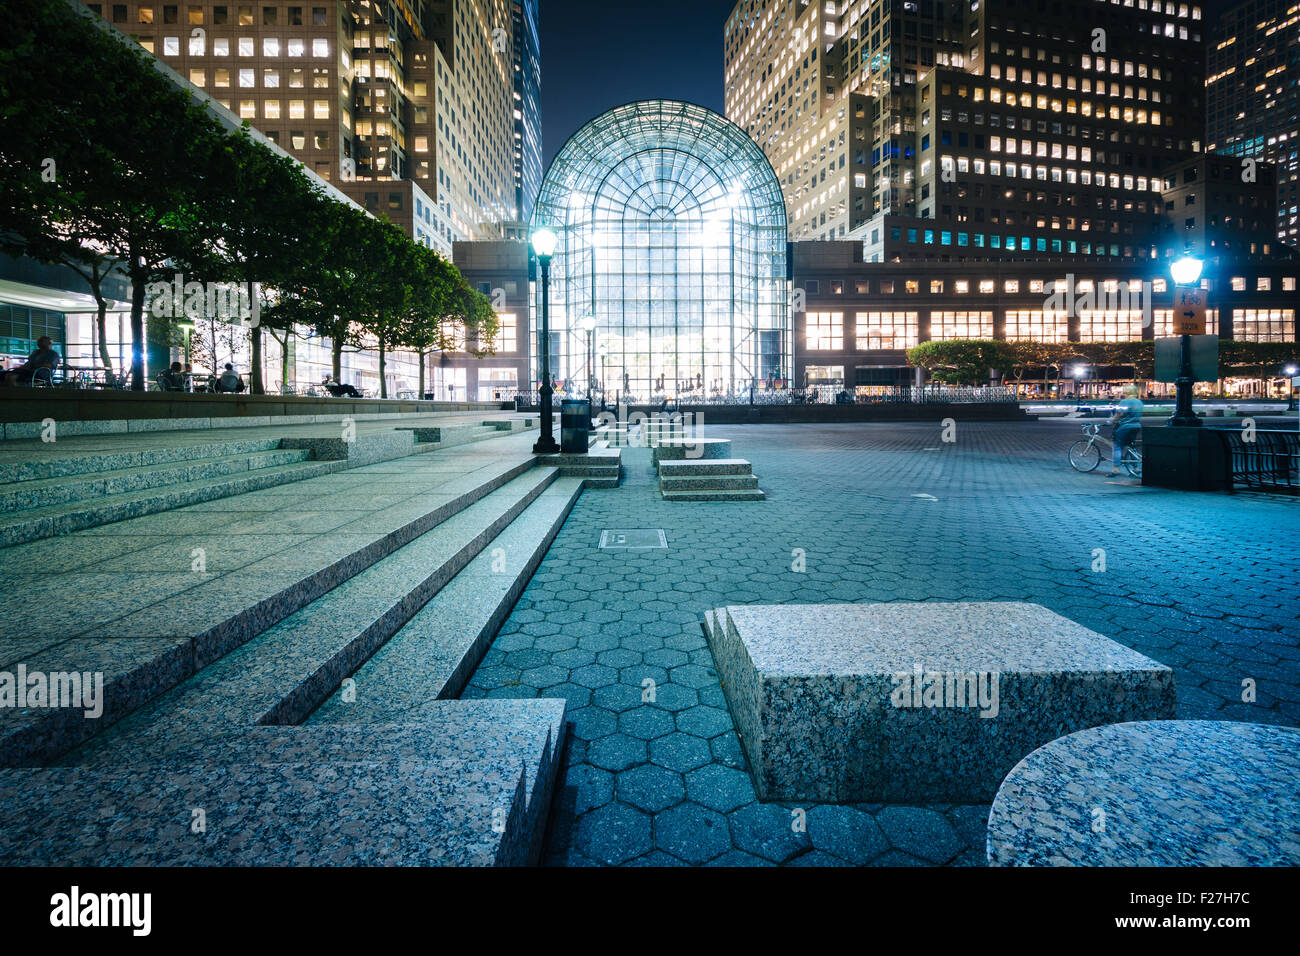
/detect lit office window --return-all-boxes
[855,312,919,350]
[806,312,844,350]
[930,311,994,340]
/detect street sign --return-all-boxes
[1172,287,1207,334]
[1155,335,1218,383]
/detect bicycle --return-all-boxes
[1069,422,1142,478]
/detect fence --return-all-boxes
[1215,428,1300,495]
[513,384,1019,409]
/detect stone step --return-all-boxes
[310,476,585,721]
[659,474,760,492]
[0,453,540,767]
[2,699,566,866]
[0,436,285,484]
[0,447,313,515]
[661,488,767,502]
[657,458,755,476]
[61,468,561,764]
[652,438,733,462]
[0,458,343,548]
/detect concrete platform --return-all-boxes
[987,720,1300,866]
[703,602,1175,802]
[651,438,733,462]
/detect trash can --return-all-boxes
[560,398,591,453]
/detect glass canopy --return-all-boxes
[532,100,789,403]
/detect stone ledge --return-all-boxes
[703,602,1175,802]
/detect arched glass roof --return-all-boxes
[531,100,790,402]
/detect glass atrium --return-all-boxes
[532,100,789,403]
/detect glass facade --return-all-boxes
[532,100,788,402]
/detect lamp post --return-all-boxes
[580,314,596,410]
[531,227,560,454]
[1169,255,1204,427]
[1285,363,1298,411]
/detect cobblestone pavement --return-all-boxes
[462,419,1300,866]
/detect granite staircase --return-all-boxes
[0,425,609,865]
[0,438,341,547]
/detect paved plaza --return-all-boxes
[463,419,1300,866]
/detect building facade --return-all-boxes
[1206,0,1300,249]
[725,0,1207,263]
[791,241,1298,394]
[441,240,532,401]
[511,0,542,224]
[82,0,519,254]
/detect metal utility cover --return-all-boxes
[599,529,668,550]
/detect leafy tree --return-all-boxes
[906,340,1012,385]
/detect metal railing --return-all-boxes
[513,384,1019,408]
[1215,428,1300,495]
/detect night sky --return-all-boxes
[539,0,738,167]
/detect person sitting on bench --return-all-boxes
[322,375,361,398]
[214,363,245,393]
[2,336,60,386]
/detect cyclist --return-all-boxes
[1107,384,1144,476]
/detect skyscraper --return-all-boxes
[724,0,1206,263]
[1206,0,1300,248]
[82,0,518,253]
[511,0,542,224]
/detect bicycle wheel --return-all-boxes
[1122,447,1143,479]
[1069,439,1102,472]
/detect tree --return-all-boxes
[906,340,1012,385]
[398,247,461,399]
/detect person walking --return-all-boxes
[1107,384,1144,476]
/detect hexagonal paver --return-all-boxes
[597,648,642,669]
[551,647,597,670]
[615,765,685,813]
[591,682,645,713]
[564,763,614,817]
[519,665,569,688]
[617,706,676,741]
[669,663,717,689]
[570,663,619,689]
[647,683,698,712]
[685,764,755,813]
[875,807,963,864]
[565,706,617,742]
[806,805,889,865]
[644,648,689,668]
[648,733,714,773]
[536,682,592,708]
[586,733,647,772]
[504,649,551,670]
[575,803,652,866]
[729,803,812,863]
[710,731,746,769]
[654,803,732,864]
[676,705,732,739]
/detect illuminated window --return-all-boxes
[1005,310,1069,342]
[489,313,518,352]
[855,311,919,350]
[806,312,844,350]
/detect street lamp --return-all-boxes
[531,227,559,454]
[580,314,596,410]
[1169,255,1204,427]
[1285,363,1298,411]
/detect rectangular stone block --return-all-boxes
[704,602,1175,803]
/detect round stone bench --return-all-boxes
[987,720,1300,866]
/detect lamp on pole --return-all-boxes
[580,314,596,410]
[1285,363,1298,411]
[531,227,560,454]
[1169,255,1204,427]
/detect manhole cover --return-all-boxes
[599,529,668,550]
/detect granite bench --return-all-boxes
[986,720,1300,866]
[703,602,1175,802]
